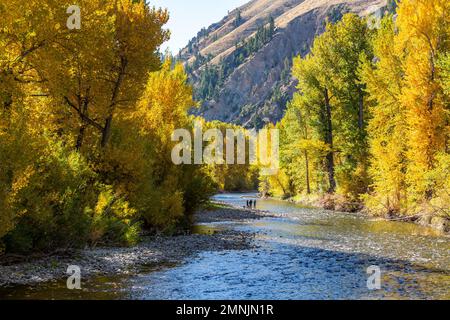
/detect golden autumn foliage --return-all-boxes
[360,16,409,214]
[1,0,449,255]
[270,1,449,217]
[269,14,373,206]
[397,0,449,204]
[362,0,449,216]
[0,1,214,254]
[202,120,259,192]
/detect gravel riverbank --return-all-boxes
[0,205,267,287]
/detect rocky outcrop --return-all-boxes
[181,0,387,128]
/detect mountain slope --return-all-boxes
[180,0,388,128]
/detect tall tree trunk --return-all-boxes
[101,115,113,148]
[425,49,437,201]
[100,57,127,149]
[305,150,311,194]
[276,176,287,197]
[324,88,336,193]
[76,94,90,150]
[358,86,364,130]
[64,94,103,150]
[76,124,86,151]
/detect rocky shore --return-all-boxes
[0,205,267,287]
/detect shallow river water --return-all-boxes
[1,193,449,300]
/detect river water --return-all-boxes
[1,193,449,300]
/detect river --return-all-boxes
[1,193,449,300]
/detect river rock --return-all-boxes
[430,217,449,234]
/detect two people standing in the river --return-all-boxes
[246,199,257,209]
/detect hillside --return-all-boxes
[179,0,390,128]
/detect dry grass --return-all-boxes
[187,0,387,67]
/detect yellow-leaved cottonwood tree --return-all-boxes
[0,0,215,254]
[362,0,449,216]
[270,0,449,218]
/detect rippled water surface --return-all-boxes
[1,193,449,300]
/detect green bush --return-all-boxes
[2,138,140,254]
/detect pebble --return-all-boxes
[0,206,261,287]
